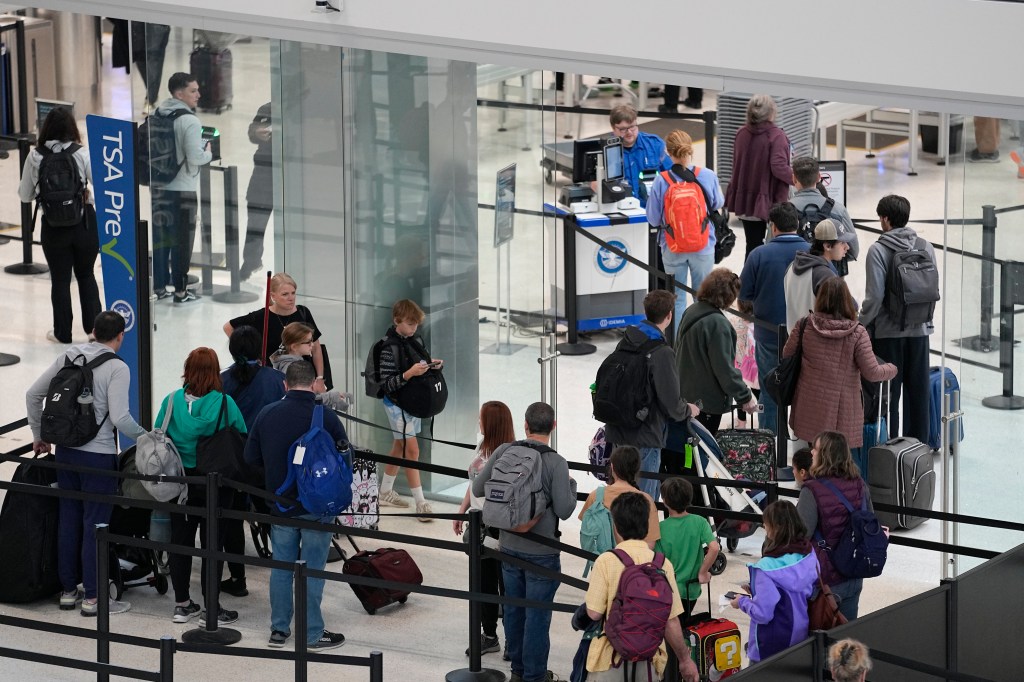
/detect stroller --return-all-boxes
[686,419,766,571]
[107,505,169,600]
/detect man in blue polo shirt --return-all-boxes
[738,202,808,436]
[609,104,673,208]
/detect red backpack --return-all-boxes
[604,549,674,666]
[661,166,710,253]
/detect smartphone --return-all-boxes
[428,361,442,369]
[724,591,739,600]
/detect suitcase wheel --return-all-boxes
[727,537,739,553]
[110,579,123,601]
[364,604,376,615]
[710,553,727,575]
[398,596,408,604]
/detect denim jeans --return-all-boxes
[501,548,561,682]
[661,247,715,324]
[55,447,117,600]
[270,514,333,643]
[832,577,863,622]
[755,335,780,436]
[638,446,662,502]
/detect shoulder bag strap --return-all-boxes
[160,392,176,431]
[819,478,855,513]
[215,394,228,431]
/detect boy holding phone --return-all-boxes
[375,299,443,520]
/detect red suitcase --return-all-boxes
[342,547,422,615]
[189,47,233,113]
[685,617,742,680]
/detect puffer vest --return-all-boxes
[804,477,866,585]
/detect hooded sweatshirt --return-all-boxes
[154,97,212,192]
[859,227,937,339]
[736,538,818,662]
[783,251,838,330]
[154,388,247,468]
[783,313,897,445]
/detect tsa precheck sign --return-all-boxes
[86,115,142,441]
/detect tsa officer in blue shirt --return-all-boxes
[610,104,673,208]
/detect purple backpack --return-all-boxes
[605,549,673,665]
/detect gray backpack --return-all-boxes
[482,441,555,532]
[120,395,187,504]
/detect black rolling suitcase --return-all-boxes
[868,436,935,530]
[189,46,233,113]
[0,454,62,603]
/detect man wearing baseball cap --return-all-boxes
[783,218,855,329]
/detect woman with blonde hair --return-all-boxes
[223,272,329,390]
[829,638,873,682]
[725,94,794,259]
[645,129,725,322]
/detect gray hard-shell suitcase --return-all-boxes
[868,436,935,530]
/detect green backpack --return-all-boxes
[580,487,616,577]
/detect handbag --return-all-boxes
[807,568,847,631]
[195,394,247,479]
[763,316,808,406]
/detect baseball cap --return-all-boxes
[814,218,855,243]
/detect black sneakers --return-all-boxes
[198,607,239,627]
[268,630,289,648]
[220,577,248,597]
[465,633,500,656]
[308,630,346,650]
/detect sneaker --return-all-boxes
[172,600,202,623]
[220,577,248,597]
[466,633,501,656]
[155,287,174,300]
[379,489,410,508]
[173,290,201,304]
[46,330,71,344]
[657,104,677,114]
[268,630,290,648]
[503,644,510,661]
[1010,150,1024,179]
[681,98,704,110]
[416,501,434,523]
[60,589,83,610]
[81,598,131,617]
[239,260,263,281]
[968,148,1000,163]
[199,607,239,626]
[308,630,346,650]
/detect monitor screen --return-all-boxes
[35,98,75,132]
[571,138,604,183]
[604,142,624,180]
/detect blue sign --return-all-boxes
[596,239,629,275]
[86,115,141,443]
[578,314,645,332]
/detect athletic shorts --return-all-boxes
[382,396,421,438]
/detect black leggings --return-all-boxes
[741,219,768,261]
[40,206,102,343]
[169,476,233,604]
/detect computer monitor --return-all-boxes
[35,98,75,132]
[603,141,624,180]
[571,138,604,183]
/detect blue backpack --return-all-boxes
[276,405,353,516]
[579,486,616,577]
[815,479,888,579]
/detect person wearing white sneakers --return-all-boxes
[373,299,443,522]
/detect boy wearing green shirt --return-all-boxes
[655,478,721,615]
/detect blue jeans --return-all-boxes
[55,447,117,600]
[832,578,863,622]
[638,446,662,502]
[661,247,715,324]
[501,548,561,682]
[755,335,780,436]
[270,515,333,643]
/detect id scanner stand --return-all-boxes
[596,166,639,213]
[560,183,598,214]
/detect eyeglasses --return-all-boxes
[613,123,638,134]
[299,338,314,345]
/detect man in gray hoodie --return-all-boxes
[783,219,853,329]
[151,72,212,303]
[860,195,936,443]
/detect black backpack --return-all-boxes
[796,196,835,243]
[137,108,193,187]
[35,143,85,227]
[882,237,939,331]
[592,333,665,429]
[40,352,122,447]
[363,331,448,419]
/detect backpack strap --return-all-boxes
[595,486,606,507]
[312,403,324,430]
[671,163,715,217]
[651,551,666,570]
[611,547,634,567]
[818,478,862,513]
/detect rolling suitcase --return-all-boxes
[928,366,963,450]
[685,617,742,680]
[868,436,935,530]
[851,379,889,484]
[0,454,62,603]
[715,427,775,482]
[189,46,233,113]
[342,547,422,614]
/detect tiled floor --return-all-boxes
[2,25,1023,680]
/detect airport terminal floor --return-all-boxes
[2,18,1024,681]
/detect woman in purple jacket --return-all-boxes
[724,94,794,260]
[729,500,818,663]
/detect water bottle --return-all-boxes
[77,388,94,406]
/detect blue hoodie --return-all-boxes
[736,540,818,662]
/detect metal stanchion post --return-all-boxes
[158,636,176,682]
[182,473,241,645]
[774,324,792,480]
[96,523,111,682]
[213,165,256,303]
[295,560,308,682]
[703,110,716,170]
[5,138,49,276]
[811,630,827,682]
[199,165,214,295]
[447,509,504,681]
[369,651,385,682]
[956,205,998,352]
[766,481,779,506]
[982,261,1024,409]
[557,216,596,355]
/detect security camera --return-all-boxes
[313,0,342,12]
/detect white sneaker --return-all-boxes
[416,501,434,523]
[379,489,410,508]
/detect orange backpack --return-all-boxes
[661,166,710,253]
